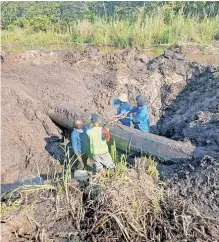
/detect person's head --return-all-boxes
[118,93,128,104]
[90,113,100,127]
[74,118,84,129]
[136,94,146,107]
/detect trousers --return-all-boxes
[92,152,115,172]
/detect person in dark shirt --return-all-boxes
[129,94,150,132]
[121,94,150,132]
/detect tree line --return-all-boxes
[2,1,219,32]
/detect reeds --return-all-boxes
[2,13,219,47]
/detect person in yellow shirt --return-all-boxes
[87,114,115,172]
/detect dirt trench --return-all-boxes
[1,46,219,241]
[2,46,219,184]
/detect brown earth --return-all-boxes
[1,46,219,241]
[2,46,219,184]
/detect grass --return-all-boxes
[1,141,218,241]
[1,139,163,240]
[2,13,219,48]
[2,28,71,45]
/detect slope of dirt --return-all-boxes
[153,54,219,157]
[158,155,219,215]
[2,47,219,185]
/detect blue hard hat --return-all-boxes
[90,113,99,123]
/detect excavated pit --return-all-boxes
[1,46,219,183]
[1,46,219,241]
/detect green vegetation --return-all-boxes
[3,140,217,241]
[1,138,163,240]
[1,2,219,47]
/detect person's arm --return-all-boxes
[102,127,111,142]
[129,106,138,114]
[145,106,150,123]
[86,130,92,156]
[83,127,91,156]
[121,106,136,121]
[112,99,122,118]
[114,104,133,119]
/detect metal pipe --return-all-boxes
[48,104,194,163]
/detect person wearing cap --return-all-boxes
[129,94,150,132]
[87,114,115,173]
[112,93,131,127]
[71,118,90,170]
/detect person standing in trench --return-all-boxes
[112,93,131,127]
[122,94,150,132]
[71,118,90,170]
[87,114,115,174]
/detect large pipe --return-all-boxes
[48,104,194,163]
[109,125,193,163]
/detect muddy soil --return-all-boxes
[1,157,219,242]
[2,46,219,184]
[1,46,219,241]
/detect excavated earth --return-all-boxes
[1,46,219,241]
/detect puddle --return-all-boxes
[143,49,219,65]
[2,43,219,65]
[186,53,219,65]
[2,43,83,53]
[1,176,46,194]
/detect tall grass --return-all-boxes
[2,12,219,48]
[2,28,72,45]
[1,137,163,240]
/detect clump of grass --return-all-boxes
[147,157,159,179]
[110,139,117,163]
[155,47,165,55]
[82,155,161,241]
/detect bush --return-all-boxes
[29,15,52,32]
[9,17,29,30]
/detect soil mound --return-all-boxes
[173,156,219,219]
[157,156,219,241]
[159,156,219,217]
[153,53,219,156]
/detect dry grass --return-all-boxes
[1,143,218,241]
[1,152,162,241]
[81,158,161,241]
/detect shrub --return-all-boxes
[29,15,52,32]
